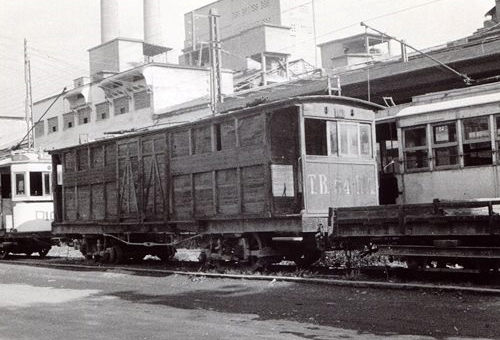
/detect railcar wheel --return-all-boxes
[0,248,9,260]
[38,247,50,258]
[109,245,124,264]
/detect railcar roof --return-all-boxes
[49,95,382,154]
[395,91,500,119]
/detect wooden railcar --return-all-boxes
[50,95,380,265]
[0,150,54,259]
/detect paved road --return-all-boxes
[0,263,498,340]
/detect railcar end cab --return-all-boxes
[0,150,53,233]
[294,98,380,232]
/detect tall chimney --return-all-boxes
[101,0,120,44]
[144,0,163,45]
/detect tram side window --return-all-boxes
[432,122,458,167]
[305,119,327,155]
[15,173,25,195]
[403,126,428,170]
[463,117,492,167]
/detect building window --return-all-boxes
[432,122,458,167]
[63,112,75,130]
[48,117,58,133]
[403,126,428,170]
[34,121,45,138]
[133,91,151,110]
[77,107,91,125]
[462,117,491,167]
[113,96,129,115]
[96,102,110,121]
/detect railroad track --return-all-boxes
[2,255,500,294]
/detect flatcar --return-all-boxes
[334,83,500,270]
[50,95,381,266]
[0,149,54,259]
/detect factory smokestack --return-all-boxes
[101,0,120,44]
[144,0,163,45]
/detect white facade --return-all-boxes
[33,63,233,150]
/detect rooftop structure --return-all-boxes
[179,0,316,84]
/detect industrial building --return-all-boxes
[32,0,233,151]
[179,0,317,85]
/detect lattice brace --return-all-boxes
[143,153,166,215]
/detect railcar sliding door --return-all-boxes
[268,107,301,215]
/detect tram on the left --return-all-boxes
[0,149,54,259]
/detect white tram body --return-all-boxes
[378,83,500,204]
[0,150,53,233]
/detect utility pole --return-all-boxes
[312,0,318,68]
[24,38,34,150]
[208,8,223,113]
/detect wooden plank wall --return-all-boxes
[60,110,279,224]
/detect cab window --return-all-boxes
[15,173,25,195]
[305,119,372,157]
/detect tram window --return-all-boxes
[463,117,489,140]
[340,123,358,156]
[360,124,372,157]
[432,122,458,167]
[464,142,492,167]
[405,150,429,169]
[30,172,43,196]
[305,119,327,155]
[44,173,51,195]
[433,123,456,144]
[435,147,458,166]
[328,121,338,155]
[403,126,428,170]
[15,173,25,195]
[404,127,426,148]
[463,117,492,167]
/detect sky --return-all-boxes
[0,0,494,119]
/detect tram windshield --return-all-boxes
[304,118,372,158]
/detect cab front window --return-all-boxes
[304,118,372,158]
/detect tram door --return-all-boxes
[376,121,399,204]
[0,169,13,230]
[268,107,301,215]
